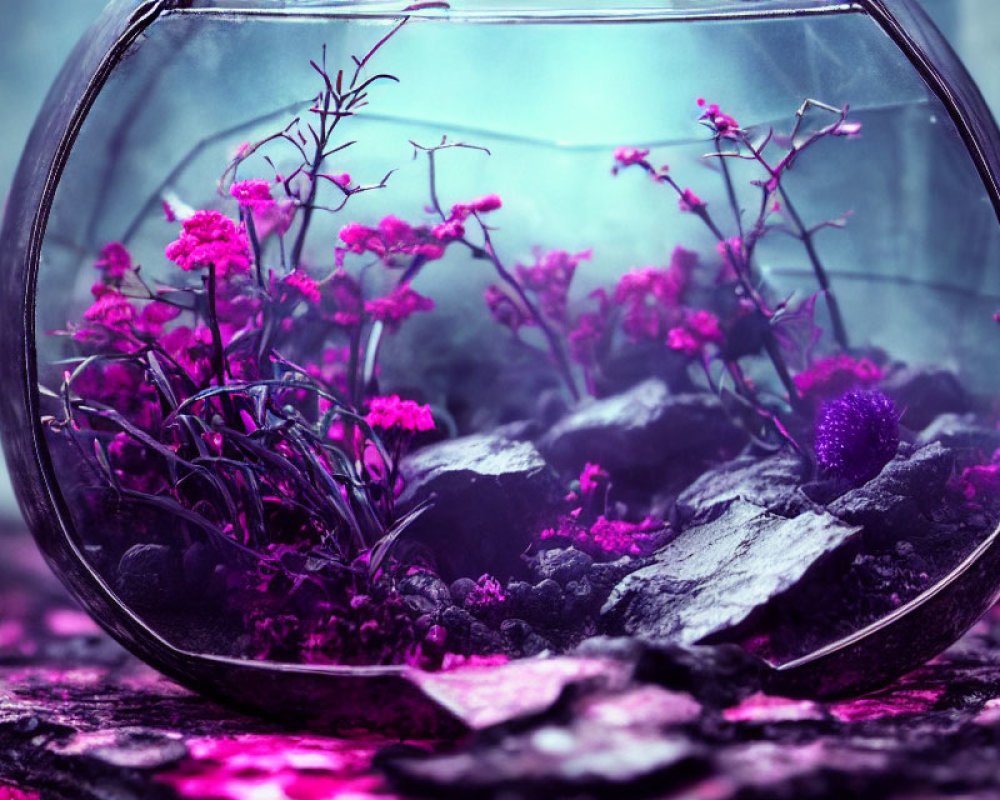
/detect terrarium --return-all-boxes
[3,0,1000,725]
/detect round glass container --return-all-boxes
[3,0,1000,725]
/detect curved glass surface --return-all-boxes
[10,0,1000,705]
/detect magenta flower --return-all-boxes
[540,515,663,560]
[364,283,434,328]
[136,298,182,336]
[697,98,741,139]
[165,210,251,276]
[252,199,297,240]
[515,248,592,325]
[450,194,502,221]
[431,218,465,241]
[283,270,321,304]
[579,462,609,498]
[95,242,132,280]
[465,574,506,609]
[666,326,702,356]
[612,146,650,167]
[484,285,530,333]
[954,462,1000,500]
[793,354,883,404]
[613,247,697,341]
[320,268,364,328]
[84,288,135,331]
[230,179,275,211]
[678,188,705,213]
[339,217,446,263]
[365,395,435,432]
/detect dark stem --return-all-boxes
[244,210,265,290]
[777,186,850,351]
[476,230,581,402]
[205,264,227,387]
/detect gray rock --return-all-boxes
[917,413,1000,454]
[399,571,452,612]
[601,501,862,645]
[828,442,954,540]
[676,451,814,523]
[398,434,563,580]
[538,379,745,474]
[881,366,969,431]
[529,548,594,586]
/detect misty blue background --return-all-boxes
[0,0,997,518]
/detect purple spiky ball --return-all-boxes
[815,389,900,485]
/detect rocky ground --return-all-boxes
[9,518,1000,799]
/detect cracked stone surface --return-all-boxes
[601,501,864,645]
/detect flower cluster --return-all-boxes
[165,210,252,276]
[540,515,663,560]
[794,354,883,405]
[365,395,435,433]
[465,574,507,610]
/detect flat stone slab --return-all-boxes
[601,501,863,645]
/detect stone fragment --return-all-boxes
[398,434,563,580]
[602,501,863,645]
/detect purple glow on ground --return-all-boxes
[829,686,944,723]
[723,692,825,723]
[0,786,39,800]
[157,734,406,800]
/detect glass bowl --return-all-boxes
[3,0,1000,726]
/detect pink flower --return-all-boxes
[687,309,724,342]
[793,354,883,404]
[252,199,296,240]
[365,395,435,432]
[955,463,1000,500]
[136,299,182,336]
[667,326,701,356]
[612,146,650,167]
[84,289,135,331]
[613,247,697,341]
[165,210,251,276]
[339,217,446,263]
[450,194,502,221]
[283,270,321,304]
[230,179,275,211]
[320,269,363,328]
[697,98,740,139]
[515,248,592,325]
[579,462,609,498]
[465,574,506,609]
[95,242,132,279]
[541,515,664,560]
[432,218,465,241]
[586,516,662,558]
[678,188,705,213]
[364,283,434,328]
[327,172,351,188]
[484,285,529,333]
